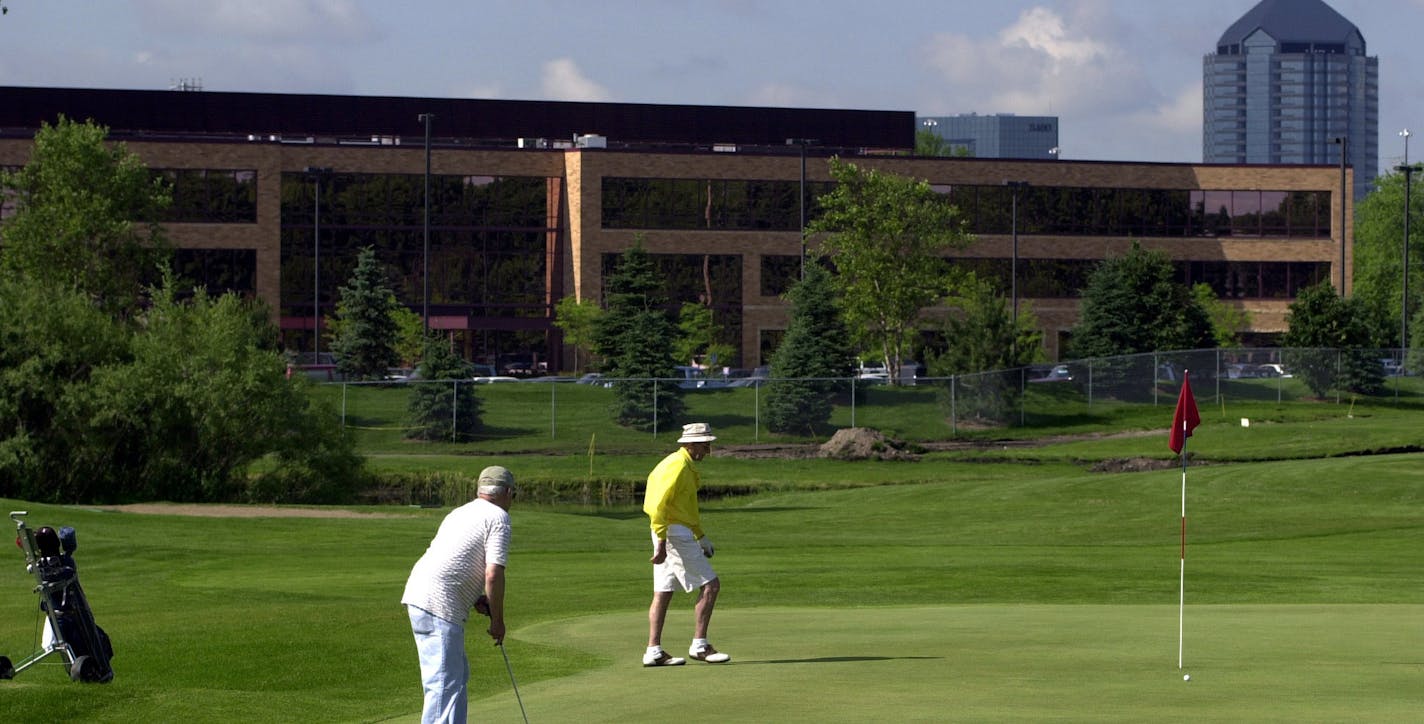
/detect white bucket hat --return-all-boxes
[677,422,717,444]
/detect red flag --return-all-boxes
[1168,372,1200,454]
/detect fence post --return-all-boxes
[951,374,957,434]
[451,380,458,442]
[1087,360,1094,407]
[1153,353,1159,407]
[850,376,857,428]
[653,378,659,438]
[1335,349,1342,405]
[550,380,557,439]
[754,382,760,442]
[1019,368,1025,426]
[341,382,348,428]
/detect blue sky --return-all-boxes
[2,0,1420,170]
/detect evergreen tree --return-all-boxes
[593,239,684,430]
[765,262,854,434]
[1069,242,1214,397]
[926,277,1042,425]
[406,335,483,441]
[330,246,400,380]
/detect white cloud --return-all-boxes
[921,4,1154,117]
[134,0,378,43]
[540,59,610,102]
[744,82,825,109]
[1134,81,1202,135]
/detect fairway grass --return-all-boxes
[0,452,1420,722]
[420,603,1423,723]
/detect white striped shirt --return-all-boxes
[401,498,510,623]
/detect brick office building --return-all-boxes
[0,86,1351,367]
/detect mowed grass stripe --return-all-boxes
[460,604,1423,723]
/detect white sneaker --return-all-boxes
[642,650,686,667]
[689,644,731,663]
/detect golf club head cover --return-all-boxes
[700,537,714,558]
[475,595,490,617]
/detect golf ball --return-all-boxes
[1183,674,1191,681]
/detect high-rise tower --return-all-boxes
[1203,0,1377,198]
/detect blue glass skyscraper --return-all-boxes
[1203,0,1377,199]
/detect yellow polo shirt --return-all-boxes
[644,447,704,540]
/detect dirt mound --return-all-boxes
[1089,457,1186,473]
[818,427,918,461]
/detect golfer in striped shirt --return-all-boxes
[402,465,515,723]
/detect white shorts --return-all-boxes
[652,524,716,593]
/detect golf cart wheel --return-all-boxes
[0,655,13,679]
[69,655,98,682]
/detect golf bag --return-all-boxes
[0,511,114,683]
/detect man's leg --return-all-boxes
[408,605,468,724]
[693,576,720,639]
[648,590,674,646]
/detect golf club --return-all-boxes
[497,641,529,724]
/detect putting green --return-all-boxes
[385,603,1423,723]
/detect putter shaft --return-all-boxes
[498,642,530,724]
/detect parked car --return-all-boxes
[1029,364,1073,383]
[1255,363,1291,378]
[472,375,521,384]
[674,365,729,390]
[857,360,889,384]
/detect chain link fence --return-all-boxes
[320,348,1417,448]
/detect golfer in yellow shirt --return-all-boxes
[641,422,731,667]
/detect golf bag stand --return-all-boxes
[0,511,114,683]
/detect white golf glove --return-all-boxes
[699,537,714,558]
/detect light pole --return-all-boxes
[1330,135,1348,296]
[1402,129,1412,165]
[419,113,433,340]
[786,138,817,279]
[1005,181,1030,325]
[305,166,333,360]
[1397,163,1419,353]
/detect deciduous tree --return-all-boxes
[811,159,973,382]
[554,295,603,372]
[1281,282,1385,397]
[0,116,171,319]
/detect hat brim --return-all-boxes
[678,435,717,444]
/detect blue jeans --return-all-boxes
[408,605,469,724]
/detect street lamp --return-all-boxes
[419,113,434,340]
[785,138,818,279]
[1330,136,1348,296]
[1402,129,1412,165]
[304,166,333,361]
[1005,181,1030,325]
[1397,163,1420,353]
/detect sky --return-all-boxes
[1,0,1421,171]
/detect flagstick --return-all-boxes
[1178,419,1187,671]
